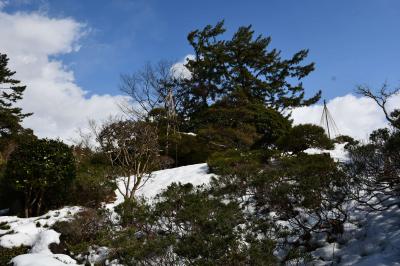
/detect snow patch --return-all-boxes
[106,163,214,211]
[0,207,81,265]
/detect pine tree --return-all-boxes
[0,53,32,141]
[176,22,320,150]
[179,21,321,120]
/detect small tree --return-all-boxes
[348,83,400,210]
[5,138,76,217]
[97,119,160,201]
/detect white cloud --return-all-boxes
[0,11,126,142]
[292,94,400,140]
[170,54,194,80]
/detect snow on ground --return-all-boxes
[304,143,400,265]
[106,163,214,210]
[138,163,213,198]
[0,207,81,249]
[0,207,81,265]
[11,230,79,266]
[1,164,213,265]
[311,202,400,265]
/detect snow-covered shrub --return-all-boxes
[208,148,350,263]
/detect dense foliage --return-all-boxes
[113,183,277,265]
[345,128,400,210]
[104,22,343,264]
[179,21,320,120]
[69,146,115,208]
[4,138,76,217]
[277,124,334,153]
[0,53,31,144]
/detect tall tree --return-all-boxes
[0,53,32,143]
[178,21,321,119]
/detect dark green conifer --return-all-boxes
[0,53,32,143]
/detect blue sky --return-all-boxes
[4,0,400,101]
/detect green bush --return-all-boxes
[208,149,263,175]
[195,100,291,151]
[0,222,10,230]
[69,147,115,208]
[346,128,400,206]
[250,153,348,246]
[113,183,260,265]
[208,150,348,262]
[167,133,210,166]
[4,138,76,217]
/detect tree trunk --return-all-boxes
[36,191,44,216]
[24,190,30,218]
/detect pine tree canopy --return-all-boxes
[0,53,31,139]
[179,21,321,117]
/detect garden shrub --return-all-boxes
[4,138,76,217]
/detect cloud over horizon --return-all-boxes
[0,10,126,142]
[292,93,399,140]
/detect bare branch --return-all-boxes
[356,83,400,127]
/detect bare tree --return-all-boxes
[356,83,400,128]
[119,61,179,120]
[120,61,182,159]
[97,118,160,201]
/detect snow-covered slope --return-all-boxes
[138,163,212,198]
[2,148,400,265]
[311,202,400,265]
[0,164,213,265]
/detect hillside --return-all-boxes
[0,145,399,265]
